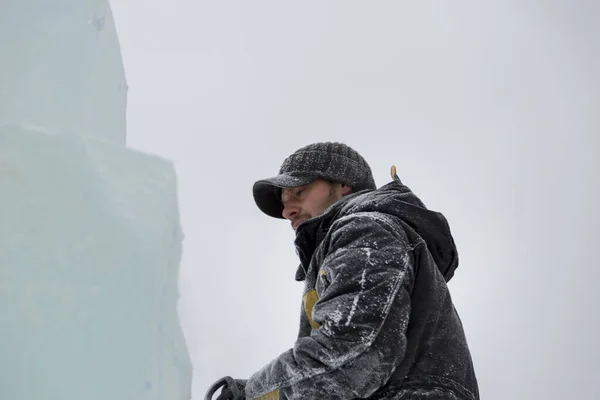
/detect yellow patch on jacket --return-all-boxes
[256,389,280,399]
[303,289,320,329]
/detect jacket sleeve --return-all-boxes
[245,212,415,400]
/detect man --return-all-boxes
[209,142,479,400]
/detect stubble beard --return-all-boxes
[292,186,341,231]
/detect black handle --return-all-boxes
[205,376,241,400]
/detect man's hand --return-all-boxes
[205,376,246,400]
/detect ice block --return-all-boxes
[0,0,192,397]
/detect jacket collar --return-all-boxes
[292,190,366,281]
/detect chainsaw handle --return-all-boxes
[204,376,241,400]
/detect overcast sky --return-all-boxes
[110,1,599,399]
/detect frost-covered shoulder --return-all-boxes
[328,211,409,247]
[333,210,402,230]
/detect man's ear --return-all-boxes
[341,184,352,196]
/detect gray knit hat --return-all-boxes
[253,142,377,219]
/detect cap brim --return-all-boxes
[252,174,316,219]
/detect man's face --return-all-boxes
[281,179,350,231]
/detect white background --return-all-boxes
[110,1,599,399]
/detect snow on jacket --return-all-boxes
[245,179,479,399]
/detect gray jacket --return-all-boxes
[245,180,479,399]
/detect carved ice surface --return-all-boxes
[0,126,193,400]
[0,1,192,399]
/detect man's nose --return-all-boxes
[282,203,300,220]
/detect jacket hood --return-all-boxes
[296,179,459,282]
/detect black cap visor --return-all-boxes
[252,174,316,219]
